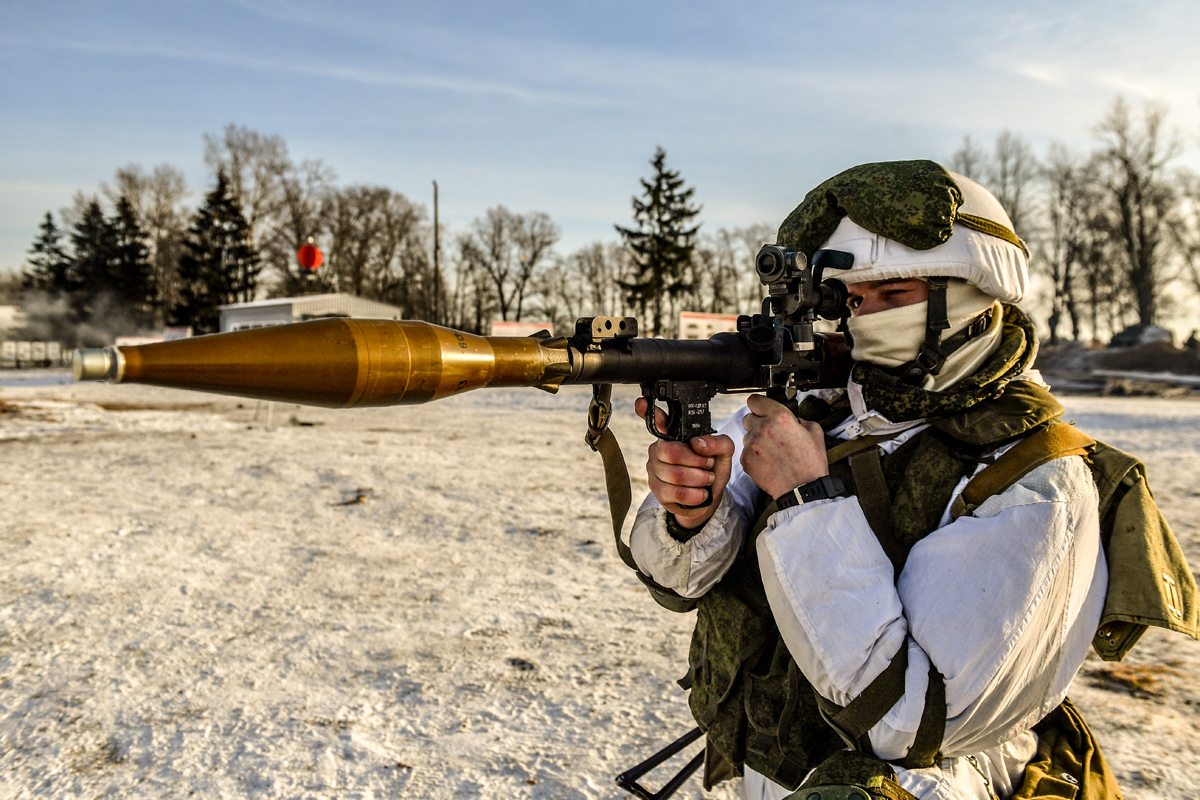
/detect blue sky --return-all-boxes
[3,0,1200,274]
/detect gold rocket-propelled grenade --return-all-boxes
[74,318,576,408]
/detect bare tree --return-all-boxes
[731,224,775,313]
[203,125,289,253]
[1093,97,1182,327]
[1080,218,1127,342]
[59,191,97,235]
[949,135,991,182]
[949,132,1038,238]
[373,196,438,320]
[324,186,384,296]
[1172,170,1200,298]
[264,159,336,297]
[688,242,722,313]
[101,164,190,324]
[513,211,560,321]
[322,185,431,315]
[459,207,560,322]
[585,242,638,317]
[569,242,619,316]
[530,259,584,333]
[690,225,775,316]
[991,131,1039,239]
[1038,144,1093,343]
[449,240,495,335]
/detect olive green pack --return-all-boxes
[950,420,1200,662]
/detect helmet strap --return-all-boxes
[891,280,996,386]
[900,277,951,385]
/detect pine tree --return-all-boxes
[23,212,72,294]
[615,147,702,336]
[68,198,119,320]
[110,195,157,328]
[171,171,261,333]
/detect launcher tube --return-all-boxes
[565,333,761,390]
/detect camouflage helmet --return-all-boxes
[776,160,1028,303]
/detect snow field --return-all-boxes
[0,380,1197,798]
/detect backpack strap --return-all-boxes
[950,422,1095,521]
[849,448,906,575]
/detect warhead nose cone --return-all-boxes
[73,347,121,382]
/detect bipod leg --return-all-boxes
[615,727,704,800]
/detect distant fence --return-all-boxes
[0,341,67,368]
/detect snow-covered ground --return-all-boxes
[0,374,1197,799]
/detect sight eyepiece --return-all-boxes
[815,279,849,321]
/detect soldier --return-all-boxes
[628,161,1115,799]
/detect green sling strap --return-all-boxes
[585,384,634,568]
[585,383,700,612]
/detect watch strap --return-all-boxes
[776,475,847,510]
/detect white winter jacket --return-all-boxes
[628,396,1106,800]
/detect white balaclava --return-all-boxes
[846,279,1001,391]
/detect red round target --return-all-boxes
[297,243,323,271]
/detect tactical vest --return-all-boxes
[663,383,1198,797]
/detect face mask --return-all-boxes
[845,299,929,369]
[845,280,1000,388]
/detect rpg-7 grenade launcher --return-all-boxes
[73,244,855,460]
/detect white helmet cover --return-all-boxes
[776,161,1029,303]
[822,173,1027,303]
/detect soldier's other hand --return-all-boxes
[741,394,829,499]
[634,397,735,529]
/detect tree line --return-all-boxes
[950,97,1200,345]
[17,96,1200,347]
[17,126,773,343]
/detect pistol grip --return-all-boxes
[641,382,717,512]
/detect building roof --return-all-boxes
[218,293,402,319]
[218,293,343,310]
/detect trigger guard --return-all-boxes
[644,396,672,441]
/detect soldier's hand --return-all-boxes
[741,394,829,499]
[635,397,735,529]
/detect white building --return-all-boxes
[679,311,740,340]
[218,293,403,333]
[0,305,26,338]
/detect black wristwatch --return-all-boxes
[775,476,847,510]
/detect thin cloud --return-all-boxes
[0,30,615,107]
